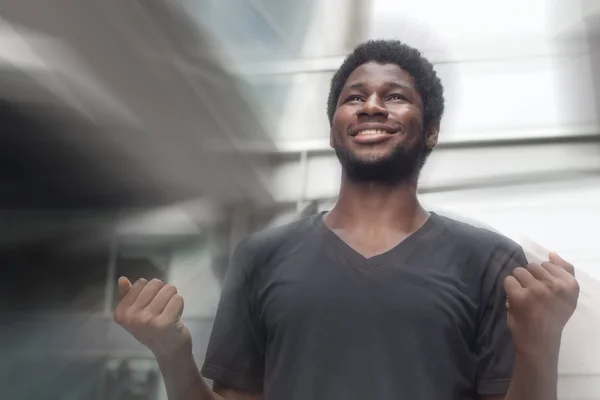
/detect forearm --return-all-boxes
[157,349,223,400]
[504,347,560,400]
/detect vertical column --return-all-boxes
[167,237,221,319]
[583,1,600,128]
[103,236,118,315]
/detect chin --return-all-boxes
[352,150,396,165]
[335,143,426,184]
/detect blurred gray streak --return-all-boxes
[0,0,276,211]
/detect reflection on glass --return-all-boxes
[111,241,170,310]
[103,359,160,400]
[5,357,106,400]
[245,75,293,123]
[182,0,315,62]
[1,236,109,313]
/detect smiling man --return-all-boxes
[114,40,580,400]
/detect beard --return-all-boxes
[333,135,429,185]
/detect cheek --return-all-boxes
[409,118,424,139]
[331,108,349,129]
[331,110,352,142]
[393,107,423,133]
[330,130,344,147]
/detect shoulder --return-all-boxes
[432,211,525,264]
[432,212,527,296]
[233,213,320,269]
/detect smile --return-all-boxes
[352,129,396,144]
[356,129,392,136]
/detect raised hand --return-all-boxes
[504,252,579,357]
[113,277,192,359]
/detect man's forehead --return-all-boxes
[346,81,412,91]
[343,62,414,89]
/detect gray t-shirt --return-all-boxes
[201,212,526,399]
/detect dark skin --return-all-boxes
[114,61,578,400]
[325,62,439,258]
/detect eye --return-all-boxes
[388,93,407,101]
[345,95,363,103]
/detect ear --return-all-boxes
[329,130,334,149]
[424,120,440,150]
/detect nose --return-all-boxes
[357,94,388,119]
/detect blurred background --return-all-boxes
[1,0,600,399]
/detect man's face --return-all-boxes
[331,62,437,183]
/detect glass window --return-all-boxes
[103,358,161,400]
[1,235,109,313]
[110,238,172,310]
[182,0,317,62]
[5,357,106,400]
[244,74,294,123]
[109,233,225,317]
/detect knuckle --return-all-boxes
[174,294,184,306]
[113,310,124,324]
[150,316,169,329]
[150,278,164,286]
[123,308,136,320]
[133,278,148,289]
[123,309,137,323]
[563,278,580,294]
[163,284,178,294]
[530,284,550,298]
[513,267,527,275]
[553,279,573,294]
[554,280,568,292]
[131,311,152,326]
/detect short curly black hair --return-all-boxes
[327,39,445,127]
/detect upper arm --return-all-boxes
[475,243,526,396]
[214,382,262,400]
[201,238,266,393]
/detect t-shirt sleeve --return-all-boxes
[475,242,527,396]
[201,238,266,392]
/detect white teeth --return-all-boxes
[357,129,387,136]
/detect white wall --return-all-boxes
[271,141,600,203]
[368,0,585,52]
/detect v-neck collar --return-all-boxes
[316,211,440,268]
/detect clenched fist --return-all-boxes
[114,277,192,359]
[504,252,579,357]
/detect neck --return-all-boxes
[327,176,428,232]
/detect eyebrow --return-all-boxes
[345,81,412,91]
